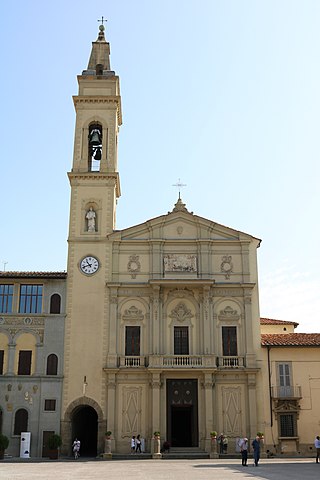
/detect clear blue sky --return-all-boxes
[1,1,319,332]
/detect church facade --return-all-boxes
[0,26,319,459]
[60,24,264,456]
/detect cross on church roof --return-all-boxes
[97,16,107,26]
[172,178,187,199]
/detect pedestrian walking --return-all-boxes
[136,434,142,453]
[239,437,248,466]
[131,435,136,453]
[223,435,228,453]
[252,436,261,466]
[72,437,80,459]
[218,433,224,454]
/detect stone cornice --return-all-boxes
[149,279,215,287]
[67,171,120,197]
[73,95,122,125]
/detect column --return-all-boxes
[35,343,44,375]
[107,287,119,368]
[244,291,256,367]
[202,286,211,354]
[152,286,160,354]
[203,373,217,457]
[248,373,258,442]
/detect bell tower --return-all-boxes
[69,23,122,235]
[61,24,122,453]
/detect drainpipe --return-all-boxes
[267,346,273,427]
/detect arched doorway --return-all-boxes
[72,405,98,457]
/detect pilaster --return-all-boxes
[7,343,16,375]
[150,373,161,435]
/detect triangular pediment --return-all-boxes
[109,208,260,246]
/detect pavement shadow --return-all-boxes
[193,461,318,480]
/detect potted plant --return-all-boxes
[153,431,160,438]
[47,433,62,460]
[257,432,264,439]
[0,434,9,460]
[210,431,217,438]
[105,431,112,439]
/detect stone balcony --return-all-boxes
[271,385,302,399]
[216,356,245,368]
[119,356,146,367]
[117,355,246,369]
[148,355,216,368]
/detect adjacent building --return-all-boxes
[0,272,66,457]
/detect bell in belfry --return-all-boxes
[89,127,102,160]
[90,130,101,146]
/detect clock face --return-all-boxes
[80,256,100,275]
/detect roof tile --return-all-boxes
[261,333,320,346]
[260,317,299,327]
[0,271,67,279]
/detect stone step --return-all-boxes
[162,448,210,459]
[112,453,153,460]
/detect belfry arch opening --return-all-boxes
[88,123,102,172]
[71,405,98,457]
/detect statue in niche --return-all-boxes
[86,207,96,232]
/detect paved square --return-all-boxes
[0,458,319,480]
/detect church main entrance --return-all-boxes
[167,379,198,447]
[71,405,98,456]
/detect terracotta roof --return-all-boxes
[0,271,67,279]
[261,333,320,346]
[260,317,299,327]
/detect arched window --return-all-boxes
[50,294,61,314]
[88,123,102,171]
[14,408,28,435]
[46,354,58,375]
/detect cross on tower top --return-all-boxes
[97,16,107,26]
[172,178,187,199]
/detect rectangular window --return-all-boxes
[222,326,238,356]
[19,284,43,313]
[18,350,32,375]
[174,326,189,355]
[278,362,292,397]
[44,399,56,411]
[279,413,296,437]
[0,350,4,375]
[125,326,140,356]
[0,284,13,313]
